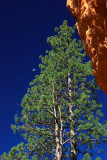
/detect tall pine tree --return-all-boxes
[1,20,107,160]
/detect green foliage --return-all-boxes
[83,153,91,160]
[0,20,107,159]
[1,142,30,160]
[96,157,101,160]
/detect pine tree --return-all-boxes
[1,20,107,160]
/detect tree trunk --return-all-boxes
[54,105,63,160]
[68,73,77,160]
[52,80,63,160]
[59,106,63,159]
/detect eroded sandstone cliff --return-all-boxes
[67,0,107,94]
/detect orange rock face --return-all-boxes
[67,0,107,94]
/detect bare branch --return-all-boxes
[62,133,77,145]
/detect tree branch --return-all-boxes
[40,142,57,158]
[62,133,77,145]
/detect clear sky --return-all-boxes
[0,0,106,159]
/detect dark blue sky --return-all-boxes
[0,0,106,159]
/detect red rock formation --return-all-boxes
[67,0,107,94]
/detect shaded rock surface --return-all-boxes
[67,0,107,94]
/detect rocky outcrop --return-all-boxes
[67,0,107,94]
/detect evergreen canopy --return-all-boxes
[1,20,107,160]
